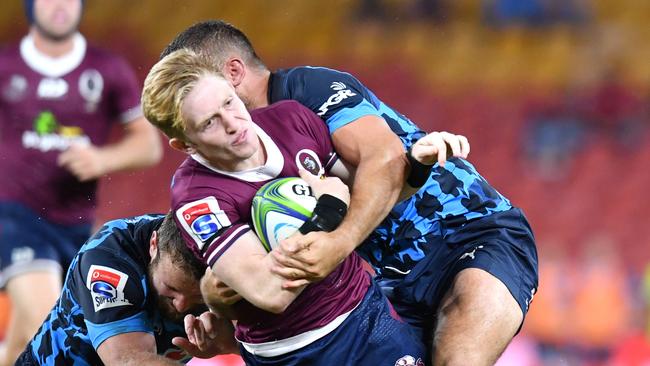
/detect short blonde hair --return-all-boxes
[141,49,221,139]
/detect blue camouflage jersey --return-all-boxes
[269,67,513,277]
[25,215,193,365]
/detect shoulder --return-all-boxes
[83,44,136,78]
[0,42,19,58]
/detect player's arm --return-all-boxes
[328,130,471,202]
[208,230,306,314]
[57,116,162,182]
[97,332,180,366]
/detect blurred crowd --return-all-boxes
[1,0,649,365]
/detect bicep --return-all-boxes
[331,115,405,167]
[96,332,156,365]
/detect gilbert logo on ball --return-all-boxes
[251,177,316,252]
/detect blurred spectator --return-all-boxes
[585,65,646,151]
[524,237,577,364]
[570,233,632,364]
[0,0,162,364]
[609,265,650,366]
[483,0,589,28]
[354,0,448,23]
[522,88,589,181]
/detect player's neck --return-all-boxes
[30,29,76,58]
[245,69,271,110]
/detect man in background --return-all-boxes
[0,0,162,364]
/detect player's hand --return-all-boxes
[200,268,242,310]
[57,143,107,182]
[299,169,350,206]
[172,312,239,358]
[271,230,351,288]
[410,131,470,167]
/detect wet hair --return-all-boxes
[160,20,266,70]
[155,211,206,281]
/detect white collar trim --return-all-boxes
[20,33,87,78]
[191,122,284,182]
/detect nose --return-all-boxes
[221,112,240,134]
[172,296,190,313]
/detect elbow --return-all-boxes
[252,294,292,314]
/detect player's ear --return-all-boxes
[222,57,245,87]
[149,230,159,260]
[169,138,196,155]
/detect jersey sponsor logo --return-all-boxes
[394,355,425,366]
[295,149,323,176]
[22,111,90,152]
[317,82,357,116]
[86,265,131,312]
[37,77,68,99]
[176,197,231,251]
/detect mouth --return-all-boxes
[232,129,248,146]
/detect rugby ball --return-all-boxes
[251,177,316,252]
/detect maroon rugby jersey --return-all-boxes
[171,100,370,344]
[0,34,142,225]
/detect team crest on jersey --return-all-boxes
[79,69,104,113]
[317,82,357,116]
[176,197,231,251]
[394,355,425,366]
[295,149,323,176]
[86,265,131,312]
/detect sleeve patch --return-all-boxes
[86,265,132,312]
[176,197,232,251]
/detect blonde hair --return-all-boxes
[141,49,221,139]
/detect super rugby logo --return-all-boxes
[86,265,131,312]
[176,197,231,251]
[294,149,323,176]
[394,355,425,366]
[317,82,357,116]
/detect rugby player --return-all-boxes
[142,49,430,366]
[15,212,237,365]
[161,20,538,366]
[0,1,161,364]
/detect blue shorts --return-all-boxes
[241,279,426,366]
[382,207,538,341]
[0,202,91,287]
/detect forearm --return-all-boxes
[109,353,181,366]
[335,152,407,250]
[211,239,306,314]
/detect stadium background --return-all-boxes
[1,0,649,365]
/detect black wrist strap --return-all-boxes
[406,145,433,187]
[298,194,348,234]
